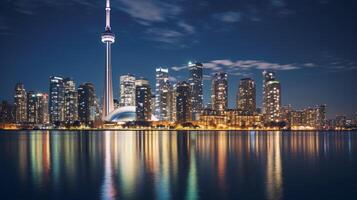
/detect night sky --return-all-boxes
[0,0,357,119]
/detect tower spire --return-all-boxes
[105,0,111,30]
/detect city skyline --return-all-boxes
[1,0,357,118]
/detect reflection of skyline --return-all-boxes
[266,132,283,200]
[2,131,355,199]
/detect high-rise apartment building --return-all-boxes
[176,81,191,123]
[14,83,27,123]
[78,82,96,126]
[211,72,228,115]
[49,76,65,124]
[119,74,136,107]
[168,84,177,122]
[64,78,78,124]
[0,101,15,123]
[262,71,281,122]
[135,78,152,121]
[188,62,203,120]
[155,67,171,121]
[27,92,49,124]
[237,78,256,115]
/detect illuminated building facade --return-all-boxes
[290,110,303,127]
[27,92,49,124]
[262,71,281,122]
[335,115,346,128]
[289,105,326,129]
[64,78,78,124]
[155,67,170,121]
[0,101,15,123]
[188,62,203,120]
[135,78,152,121]
[27,91,36,123]
[199,110,262,128]
[14,83,27,123]
[168,84,177,122]
[176,81,191,123]
[280,105,293,126]
[211,72,228,115]
[237,78,256,115]
[49,76,65,124]
[120,74,136,107]
[78,82,96,126]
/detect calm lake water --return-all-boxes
[0,131,356,200]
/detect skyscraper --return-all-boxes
[263,71,281,122]
[211,72,228,115]
[119,74,136,107]
[237,78,256,115]
[37,93,49,125]
[155,67,170,121]
[27,91,37,123]
[78,82,96,126]
[101,0,115,119]
[176,81,191,123]
[0,101,15,123]
[135,78,152,121]
[316,104,326,129]
[188,62,203,120]
[64,78,78,124]
[14,83,27,123]
[49,76,65,125]
[27,92,49,124]
[168,84,177,122]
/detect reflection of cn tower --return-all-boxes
[101,131,116,200]
[101,0,115,119]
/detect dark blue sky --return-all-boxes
[0,0,357,119]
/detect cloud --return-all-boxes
[213,12,241,23]
[7,0,96,15]
[203,59,300,71]
[172,65,188,71]
[178,21,195,34]
[145,28,184,44]
[303,63,316,68]
[271,0,285,8]
[116,0,181,25]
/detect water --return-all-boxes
[0,131,356,200]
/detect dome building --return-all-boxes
[104,106,157,123]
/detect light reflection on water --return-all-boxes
[0,131,356,200]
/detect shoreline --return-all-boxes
[0,128,355,132]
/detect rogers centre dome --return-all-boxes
[104,106,158,123]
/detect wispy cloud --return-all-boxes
[203,59,300,71]
[145,28,184,44]
[271,0,285,8]
[178,21,195,34]
[213,12,241,23]
[171,59,300,77]
[10,0,96,15]
[114,1,196,46]
[116,0,182,25]
[172,65,188,71]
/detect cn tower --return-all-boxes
[101,0,115,119]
